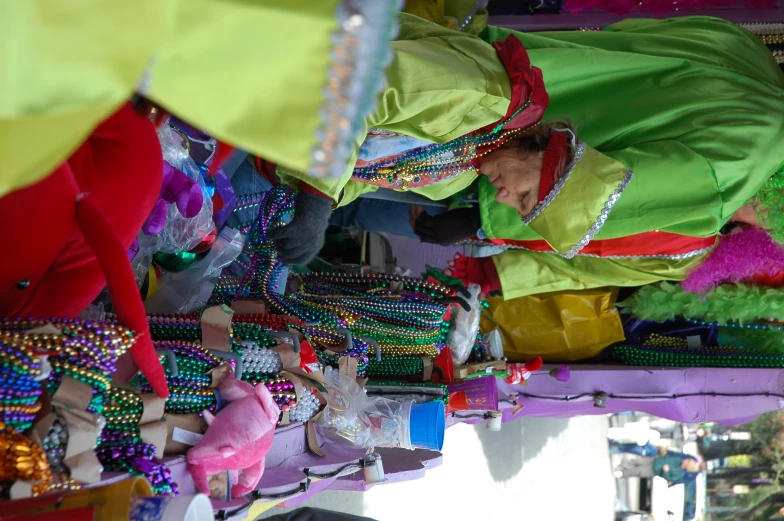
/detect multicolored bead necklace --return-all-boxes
[210,186,452,358]
[355,103,534,190]
[314,337,370,378]
[268,272,450,357]
[139,341,222,415]
[0,318,134,427]
[0,332,42,433]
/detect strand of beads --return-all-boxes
[240,343,283,375]
[0,319,135,426]
[354,109,533,189]
[612,344,784,368]
[211,186,294,305]
[2,318,134,376]
[230,322,288,381]
[41,415,69,474]
[260,375,296,412]
[139,341,222,415]
[366,356,427,378]
[4,318,135,416]
[288,389,320,423]
[643,333,689,349]
[146,313,202,341]
[313,338,370,378]
[0,332,42,433]
[684,317,784,332]
[0,418,54,497]
[98,388,177,495]
[267,272,450,357]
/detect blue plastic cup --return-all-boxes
[409,401,445,451]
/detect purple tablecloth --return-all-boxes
[489,365,784,426]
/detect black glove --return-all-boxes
[268,187,332,265]
[413,206,481,246]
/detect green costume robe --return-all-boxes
[479,18,784,298]
[1,0,399,198]
[282,14,784,299]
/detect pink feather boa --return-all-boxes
[682,227,784,294]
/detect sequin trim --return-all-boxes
[458,0,488,31]
[521,143,586,226]
[308,0,402,179]
[460,240,712,261]
[563,168,633,259]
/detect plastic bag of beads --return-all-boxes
[316,368,412,450]
[448,283,482,365]
[144,227,245,313]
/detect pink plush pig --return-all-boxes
[187,377,280,498]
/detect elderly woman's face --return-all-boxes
[479,144,543,216]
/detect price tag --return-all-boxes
[171,427,204,446]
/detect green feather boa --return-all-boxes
[618,282,784,324]
[757,165,784,244]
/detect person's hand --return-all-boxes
[662,464,670,473]
[268,185,332,265]
[444,253,501,296]
[411,206,482,246]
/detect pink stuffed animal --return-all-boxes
[187,377,280,498]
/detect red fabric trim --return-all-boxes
[297,182,332,200]
[480,36,550,134]
[475,231,716,258]
[253,157,280,186]
[538,131,568,203]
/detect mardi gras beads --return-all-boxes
[314,338,370,378]
[97,389,177,495]
[366,356,426,378]
[356,105,533,189]
[0,418,53,497]
[138,342,221,415]
[2,318,135,417]
[271,272,450,357]
[685,317,784,332]
[2,318,135,376]
[212,186,450,356]
[612,344,784,368]
[146,313,202,341]
[288,389,320,423]
[240,343,283,375]
[643,333,688,348]
[0,333,42,433]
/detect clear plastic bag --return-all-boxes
[316,368,411,450]
[143,228,245,313]
[447,283,482,365]
[131,232,159,288]
[154,126,215,253]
